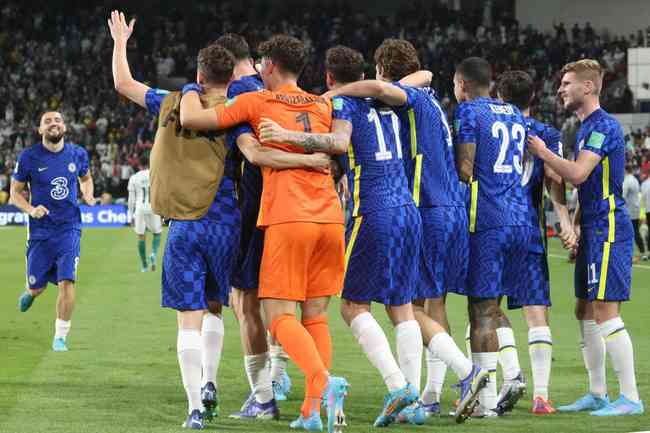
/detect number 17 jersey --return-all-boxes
[333,96,413,216]
[453,97,530,232]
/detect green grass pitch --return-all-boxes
[0,227,648,433]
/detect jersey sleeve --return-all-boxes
[127,175,135,193]
[543,125,563,158]
[77,147,89,177]
[391,82,419,110]
[12,150,31,183]
[332,96,354,123]
[581,120,618,158]
[214,92,257,129]
[145,88,170,117]
[226,80,259,143]
[453,103,478,145]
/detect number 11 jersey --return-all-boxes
[333,96,413,216]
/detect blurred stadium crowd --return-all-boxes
[0,0,649,202]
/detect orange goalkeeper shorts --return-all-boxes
[259,222,344,301]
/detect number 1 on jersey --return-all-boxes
[296,112,312,132]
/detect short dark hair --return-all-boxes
[325,45,365,84]
[496,70,534,110]
[456,57,492,89]
[139,154,149,167]
[258,34,309,76]
[373,38,420,81]
[214,33,251,60]
[197,42,235,85]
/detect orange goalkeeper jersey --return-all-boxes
[214,83,343,227]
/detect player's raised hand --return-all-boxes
[108,10,135,44]
[527,134,547,157]
[259,118,288,144]
[29,205,49,219]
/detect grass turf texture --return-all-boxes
[0,227,648,433]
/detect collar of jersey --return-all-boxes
[582,107,604,125]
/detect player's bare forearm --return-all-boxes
[455,142,476,183]
[79,174,95,205]
[238,133,330,170]
[283,131,347,155]
[179,92,220,130]
[399,70,433,88]
[9,180,33,214]
[326,80,407,107]
[528,135,600,185]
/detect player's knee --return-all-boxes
[58,280,75,295]
[340,299,368,326]
[301,297,329,320]
[523,306,548,328]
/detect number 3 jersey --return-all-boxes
[333,96,413,216]
[13,142,89,239]
[453,97,530,232]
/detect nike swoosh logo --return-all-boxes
[38,167,48,172]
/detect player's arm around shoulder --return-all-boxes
[180,86,257,131]
[237,133,330,172]
[258,117,350,155]
[324,80,409,107]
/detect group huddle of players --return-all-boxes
[11,9,643,433]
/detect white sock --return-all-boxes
[496,327,521,382]
[528,326,553,400]
[421,350,447,405]
[599,317,640,402]
[54,319,71,339]
[429,332,473,380]
[395,320,423,391]
[177,329,204,414]
[269,343,289,384]
[464,324,472,358]
[350,312,407,392]
[245,352,274,404]
[472,352,498,410]
[580,320,607,398]
[201,313,224,388]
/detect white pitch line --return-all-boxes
[547,253,650,270]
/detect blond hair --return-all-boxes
[561,59,604,95]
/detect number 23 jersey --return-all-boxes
[453,97,530,232]
[13,142,89,239]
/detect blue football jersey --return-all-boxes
[395,84,465,208]
[13,142,89,239]
[145,87,239,219]
[574,108,631,241]
[524,117,562,252]
[333,96,413,216]
[453,97,529,232]
[226,75,264,213]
